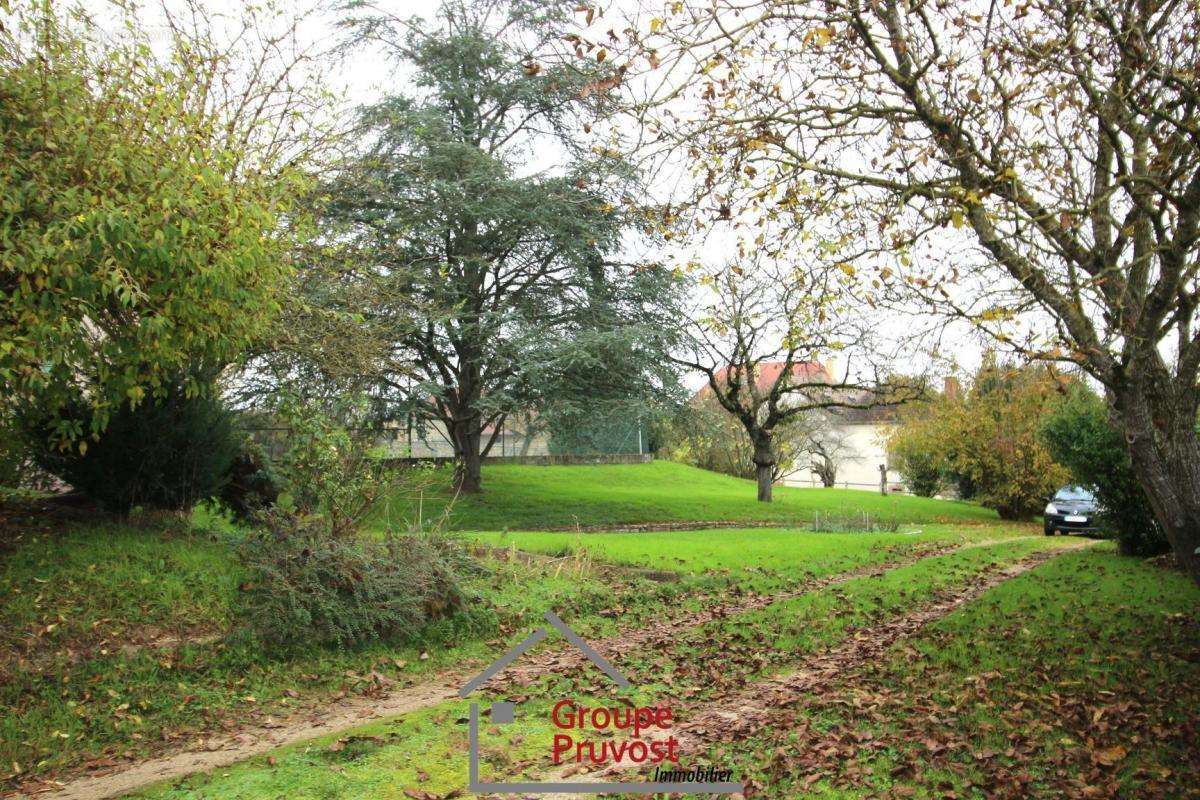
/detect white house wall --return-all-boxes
[784,422,904,491]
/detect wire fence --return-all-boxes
[238,412,650,462]
[785,474,914,494]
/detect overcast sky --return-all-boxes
[132,0,992,389]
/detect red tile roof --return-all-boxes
[694,361,832,400]
[691,361,904,423]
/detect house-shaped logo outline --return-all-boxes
[459,610,741,795]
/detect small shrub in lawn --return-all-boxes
[810,509,901,533]
[219,441,280,522]
[273,401,394,537]
[21,387,239,514]
[891,448,942,497]
[238,513,473,648]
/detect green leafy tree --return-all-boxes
[527,319,683,456]
[0,3,321,442]
[326,0,676,492]
[888,426,943,498]
[888,360,1069,519]
[1042,387,1168,556]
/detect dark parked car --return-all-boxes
[1044,486,1099,535]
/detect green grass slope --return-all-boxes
[472,523,1028,576]
[407,461,997,530]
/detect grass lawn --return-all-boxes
[1,510,1009,786]
[113,541,1200,800]
[716,545,1200,798]
[472,523,1029,575]
[4,465,1190,800]
[120,537,1084,800]
[388,461,998,531]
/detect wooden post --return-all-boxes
[879,463,887,495]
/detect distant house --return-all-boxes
[379,413,553,459]
[691,361,904,492]
[788,401,901,491]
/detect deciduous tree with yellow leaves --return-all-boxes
[889,359,1070,519]
[0,1,326,444]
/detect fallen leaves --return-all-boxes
[1090,745,1127,767]
[403,789,462,800]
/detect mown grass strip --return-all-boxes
[471,523,1030,579]
[381,462,999,531]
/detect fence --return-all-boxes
[789,478,913,494]
[239,411,650,462]
[783,471,913,494]
[379,453,652,468]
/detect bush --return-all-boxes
[236,400,475,648]
[0,416,30,489]
[22,388,239,514]
[889,445,942,497]
[886,359,1069,519]
[219,442,281,522]
[238,515,472,648]
[0,410,57,491]
[272,402,395,537]
[1041,387,1168,556]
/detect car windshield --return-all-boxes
[1054,486,1095,502]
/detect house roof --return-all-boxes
[692,361,902,423]
[693,361,832,401]
[829,394,901,424]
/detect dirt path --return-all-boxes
[536,539,1094,797]
[12,535,1033,800]
[670,542,1093,752]
[480,535,1041,694]
[14,680,464,800]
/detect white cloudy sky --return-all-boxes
[122,0,993,388]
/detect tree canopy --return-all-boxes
[324,0,679,491]
[889,359,1070,519]
[0,2,321,443]
[629,0,1200,582]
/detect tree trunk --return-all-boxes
[456,445,482,494]
[752,436,775,503]
[450,417,483,494]
[755,462,773,502]
[1116,389,1200,585]
[815,456,836,488]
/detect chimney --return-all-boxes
[943,376,961,400]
